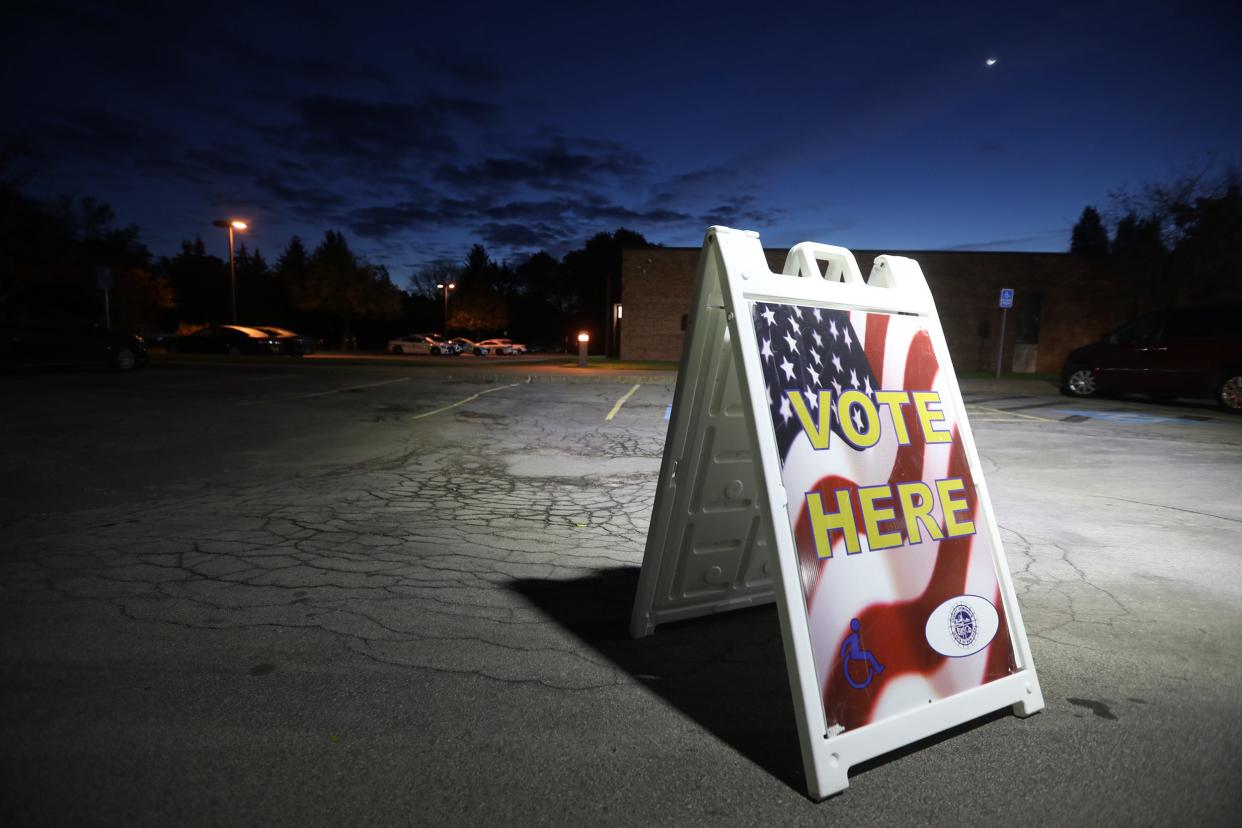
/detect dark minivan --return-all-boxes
[1060,305,1241,411]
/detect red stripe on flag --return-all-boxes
[888,330,938,524]
[795,474,863,596]
[864,312,890,385]
[984,586,1016,681]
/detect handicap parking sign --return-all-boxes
[999,288,1014,308]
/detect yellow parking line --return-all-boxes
[605,384,642,421]
[410,383,522,420]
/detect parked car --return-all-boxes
[1060,305,1242,411]
[255,326,315,355]
[474,338,526,356]
[387,333,449,355]
[253,327,315,357]
[0,304,148,371]
[173,325,283,355]
[137,327,176,349]
[448,337,475,354]
[429,336,458,355]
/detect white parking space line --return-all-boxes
[410,383,522,420]
[969,404,1056,423]
[239,377,410,406]
[605,384,641,421]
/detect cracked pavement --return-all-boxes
[2,363,1241,825]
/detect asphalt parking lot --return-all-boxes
[2,361,1241,826]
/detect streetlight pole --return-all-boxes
[213,219,248,323]
[436,282,456,335]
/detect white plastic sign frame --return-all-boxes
[631,226,1043,799]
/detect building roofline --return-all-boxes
[626,246,1075,256]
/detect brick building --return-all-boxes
[619,246,1132,375]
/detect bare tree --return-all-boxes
[409,260,461,300]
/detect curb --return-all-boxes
[958,378,1060,396]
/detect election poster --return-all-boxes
[749,300,1018,733]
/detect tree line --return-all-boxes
[1,151,652,350]
[1069,165,1241,313]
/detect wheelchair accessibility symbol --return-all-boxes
[841,618,885,690]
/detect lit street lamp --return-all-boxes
[213,219,248,323]
[436,282,456,334]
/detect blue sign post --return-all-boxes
[995,288,1013,378]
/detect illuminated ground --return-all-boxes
[1,362,1239,825]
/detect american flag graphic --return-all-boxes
[750,301,1016,733]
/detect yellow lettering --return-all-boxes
[874,390,912,444]
[838,390,881,448]
[896,481,944,544]
[936,478,975,537]
[913,391,952,443]
[787,390,834,449]
[858,484,902,550]
[806,489,859,557]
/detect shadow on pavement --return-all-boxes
[514,566,1016,796]
[512,566,805,792]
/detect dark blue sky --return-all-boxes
[5,0,1240,276]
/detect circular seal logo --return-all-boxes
[948,603,977,648]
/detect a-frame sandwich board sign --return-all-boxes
[630,226,1043,800]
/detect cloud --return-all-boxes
[941,229,1069,250]
[268,94,498,163]
[647,166,732,203]
[286,57,393,86]
[476,222,576,248]
[345,201,445,238]
[38,110,175,163]
[183,145,265,179]
[252,174,345,216]
[418,49,501,86]
[574,197,690,224]
[434,139,648,192]
[344,186,698,259]
[697,195,784,228]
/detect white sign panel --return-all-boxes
[632,227,1043,799]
